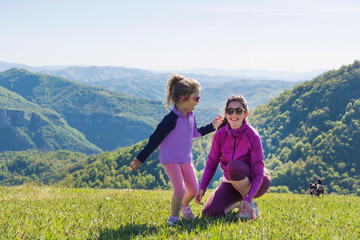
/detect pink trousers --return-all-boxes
[163,162,199,199]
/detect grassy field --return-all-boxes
[0,186,359,239]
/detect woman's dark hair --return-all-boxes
[217,95,248,130]
[165,73,200,110]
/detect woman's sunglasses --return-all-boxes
[226,107,246,115]
[180,95,200,102]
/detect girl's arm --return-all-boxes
[135,112,177,164]
[193,115,223,138]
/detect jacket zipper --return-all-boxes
[231,133,237,160]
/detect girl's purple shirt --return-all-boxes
[136,106,214,164]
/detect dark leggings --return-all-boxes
[202,160,271,216]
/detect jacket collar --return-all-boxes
[172,106,192,118]
[225,119,249,136]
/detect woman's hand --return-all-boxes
[212,115,223,129]
[130,158,142,170]
[195,189,205,205]
[241,200,257,220]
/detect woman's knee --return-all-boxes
[227,160,250,181]
[254,173,271,198]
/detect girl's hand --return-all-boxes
[241,200,257,220]
[195,189,205,205]
[130,158,142,170]
[212,115,223,129]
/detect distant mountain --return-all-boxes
[0,61,309,110]
[248,60,360,194]
[0,69,171,153]
[0,60,68,72]
[200,78,299,110]
[0,60,324,82]
[179,68,326,81]
[42,66,170,100]
[37,66,299,110]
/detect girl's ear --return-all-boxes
[245,111,249,117]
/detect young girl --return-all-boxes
[130,73,223,225]
[195,95,271,220]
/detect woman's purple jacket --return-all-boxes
[199,119,265,203]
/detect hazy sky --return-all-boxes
[1,0,359,71]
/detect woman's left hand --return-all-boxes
[241,200,257,220]
[212,115,223,129]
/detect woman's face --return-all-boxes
[225,101,247,129]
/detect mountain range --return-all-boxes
[0,61,359,195]
[0,61,300,110]
[0,60,324,81]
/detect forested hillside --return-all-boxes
[0,136,221,190]
[0,86,101,153]
[0,150,87,185]
[249,61,360,194]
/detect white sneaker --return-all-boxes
[237,201,260,220]
[166,216,180,226]
[181,205,195,220]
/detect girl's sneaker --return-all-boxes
[166,216,181,226]
[181,205,195,220]
[237,201,260,220]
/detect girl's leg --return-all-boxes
[163,163,186,217]
[180,163,199,207]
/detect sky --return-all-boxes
[1,0,360,72]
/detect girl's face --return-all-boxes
[225,101,247,129]
[181,91,200,113]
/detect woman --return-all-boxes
[195,95,271,220]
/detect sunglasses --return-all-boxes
[226,107,246,115]
[180,95,200,102]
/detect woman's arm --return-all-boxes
[243,132,265,203]
[199,132,222,192]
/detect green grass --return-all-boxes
[0,186,359,239]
